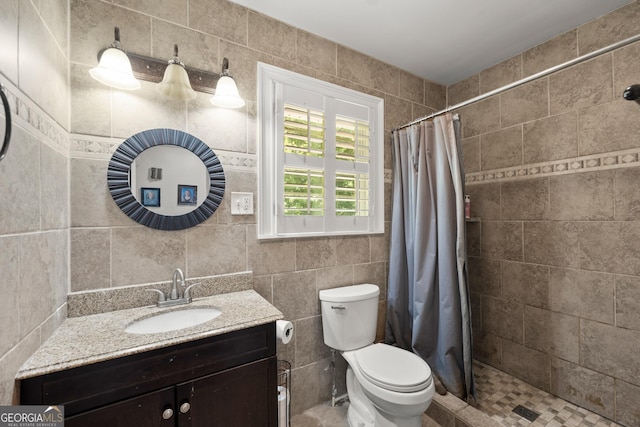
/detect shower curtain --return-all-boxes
[386,113,475,401]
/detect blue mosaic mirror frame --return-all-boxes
[107,128,225,230]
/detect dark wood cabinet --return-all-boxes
[21,323,278,427]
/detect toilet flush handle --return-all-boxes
[331,305,346,310]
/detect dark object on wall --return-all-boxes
[623,84,640,105]
[0,84,12,162]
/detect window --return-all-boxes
[257,63,384,239]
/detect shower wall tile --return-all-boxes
[70,64,111,136]
[462,136,480,173]
[186,225,247,277]
[316,265,354,292]
[550,358,615,419]
[580,319,640,387]
[272,270,317,321]
[151,19,219,72]
[246,225,296,275]
[371,61,398,97]
[577,1,640,55]
[480,221,523,261]
[111,227,186,287]
[549,171,614,221]
[0,236,20,357]
[0,128,40,234]
[115,0,187,26]
[465,183,501,220]
[335,236,370,265]
[578,98,640,156]
[502,340,550,392]
[460,97,501,139]
[613,39,640,95]
[295,30,336,76]
[70,159,132,227]
[522,111,578,163]
[579,221,640,276]
[472,330,502,368]
[501,261,549,309]
[466,222,481,257]
[189,0,247,45]
[482,296,523,343]
[354,262,386,294]
[615,379,640,427]
[549,267,615,325]
[524,306,579,363]
[523,30,577,77]
[40,145,69,230]
[219,41,268,103]
[337,45,376,89]
[383,94,413,131]
[480,126,523,170]
[500,78,548,128]
[523,222,580,268]
[501,178,549,221]
[480,55,522,94]
[470,292,482,330]
[70,228,110,292]
[0,0,18,84]
[614,274,640,330]
[248,12,296,61]
[448,74,479,106]
[397,69,425,104]
[296,238,337,270]
[468,257,501,298]
[295,316,330,367]
[290,363,319,416]
[424,79,447,111]
[614,167,640,221]
[71,0,151,65]
[549,54,613,115]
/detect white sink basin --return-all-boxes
[125,307,222,334]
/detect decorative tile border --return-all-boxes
[466,148,640,184]
[1,78,69,156]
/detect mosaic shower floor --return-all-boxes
[472,361,620,427]
[291,361,621,427]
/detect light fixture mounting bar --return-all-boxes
[96,49,222,95]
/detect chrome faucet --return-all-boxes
[147,268,201,308]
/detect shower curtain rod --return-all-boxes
[395,33,640,131]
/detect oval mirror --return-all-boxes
[107,128,225,230]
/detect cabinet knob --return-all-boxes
[180,402,191,414]
[162,408,174,420]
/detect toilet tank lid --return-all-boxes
[319,284,380,302]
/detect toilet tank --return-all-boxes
[319,284,380,351]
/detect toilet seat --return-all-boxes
[348,343,432,393]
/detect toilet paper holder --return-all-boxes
[277,360,291,427]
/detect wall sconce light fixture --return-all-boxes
[89,27,140,90]
[156,45,197,100]
[90,27,244,107]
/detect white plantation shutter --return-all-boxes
[258,63,384,239]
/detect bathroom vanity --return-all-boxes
[17,290,282,427]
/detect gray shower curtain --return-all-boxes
[386,113,475,401]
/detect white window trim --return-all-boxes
[257,62,384,240]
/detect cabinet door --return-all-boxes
[65,386,175,427]
[177,357,277,427]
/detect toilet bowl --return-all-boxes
[319,284,435,427]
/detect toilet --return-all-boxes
[319,284,435,427]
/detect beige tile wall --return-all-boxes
[0,0,69,405]
[67,0,445,415]
[457,2,640,425]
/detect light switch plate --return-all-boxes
[230,192,254,215]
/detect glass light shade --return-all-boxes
[156,62,197,100]
[89,47,140,90]
[210,75,245,108]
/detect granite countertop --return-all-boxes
[17,290,283,380]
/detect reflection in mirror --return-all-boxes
[108,128,225,230]
[131,145,209,215]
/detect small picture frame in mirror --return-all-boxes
[141,187,161,207]
[178,185,197,205]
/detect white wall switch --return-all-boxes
[230,192,254,215]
